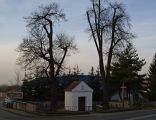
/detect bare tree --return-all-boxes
[86,0,134,109]
[17,3,77,111]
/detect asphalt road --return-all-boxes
[0,109,156,120]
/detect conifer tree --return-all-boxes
[111,43,146,103]
[149,53,156,100]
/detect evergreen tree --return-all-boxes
[72,65,81,76]
[68,65,81,80]
[149,53,156,100]
[111,43,146,103]
[88,66,95,76]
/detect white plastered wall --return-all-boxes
[65,81,93,111]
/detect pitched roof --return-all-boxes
[65,80,81,91]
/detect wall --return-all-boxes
[65,81,93,111]
[13,101,37,113]
[109,101,130,109]
[72,81,93,111]
[65,92,73,111]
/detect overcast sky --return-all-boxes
[0,0,156,85]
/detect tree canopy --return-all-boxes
[111,43,146,103]
[17,3,77,111]
[86,0,135,109]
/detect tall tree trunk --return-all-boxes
[48,21,57,111]
[106,48,113,82]
[50,77,57,111]
[99,51,109,109]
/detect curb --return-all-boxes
[94,108,156,114]
[2,107,154,117]
[94,108,142,114]
[36,111,91,116]
[0,107,91,117]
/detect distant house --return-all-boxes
[0,92,7,100]
[0,85,22,100]
[141,79,151,94]
[0,86,16,100]
[65,80,93,111]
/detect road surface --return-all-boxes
[0,109,156,120]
